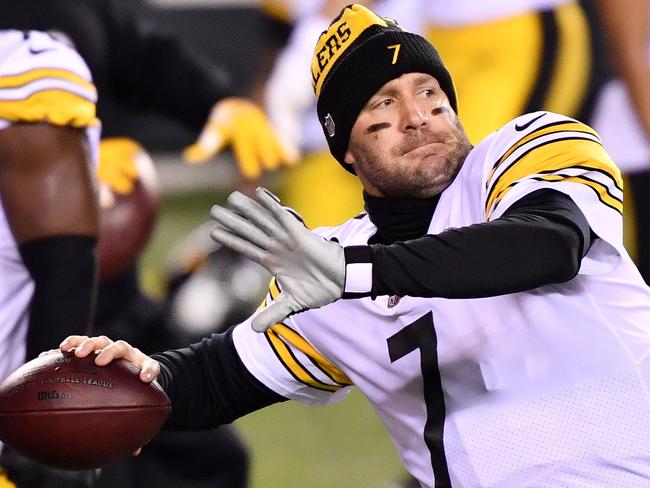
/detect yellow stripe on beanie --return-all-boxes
[311,4,390,97]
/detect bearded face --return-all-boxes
[345,73,473,198]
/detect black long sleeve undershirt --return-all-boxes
[361,189,592,299]
[152,328,286,430]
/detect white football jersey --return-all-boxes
[0,30,99,382]
[233,111,650,487]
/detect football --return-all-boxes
[0,351,170,470]
[97,140,160,283]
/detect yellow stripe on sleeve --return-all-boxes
[0,90,98,128]
[270,323,352,386]
[487,120,599,181]
[265,328,341,392]
[260,277,352,389]
[0,68,95,93]
[535,174,622,214]
[268,277,281,300]
[486,137,622,217]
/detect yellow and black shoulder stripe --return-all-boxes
[485,118,623,218]
[261,278,352,393]
[0,67,98,128]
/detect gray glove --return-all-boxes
[210,187,345,332]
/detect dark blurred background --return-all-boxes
[118,0,269,150]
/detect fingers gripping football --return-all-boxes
[60,335,160,383]
[210,187,345,332]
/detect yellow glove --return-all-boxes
[0,467,15,488]
[97,138,141,195]
[183,97,299,179]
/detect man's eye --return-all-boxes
[374,98,393,108]
[419,89,435,98]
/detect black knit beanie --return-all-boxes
[312,4,457,173]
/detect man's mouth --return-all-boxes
[401,141,442,157]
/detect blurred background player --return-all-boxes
[0,0,297,185]
[0,30,100,487]
[422,0,603,145]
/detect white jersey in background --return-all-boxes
[233,112,650,487]
[0,30,99,382]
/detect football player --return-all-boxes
[62,5,650,488]
[0,29,100,486]
[0,30,99,382]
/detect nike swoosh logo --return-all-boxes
[515,113,547,131]
[28,47,54,55]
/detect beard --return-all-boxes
[349,118,473,198]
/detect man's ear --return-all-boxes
[344,148,356,166]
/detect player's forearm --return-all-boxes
[20,235,97,360]
[343,190,591,299]
[152,328,286,430]
[0,123,99,359]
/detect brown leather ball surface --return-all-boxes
[0,351,170,470]
[97,149,160,284]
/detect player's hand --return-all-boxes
[59,335,160,384]
[60,335,159,457]
[210,187,345,332]
[183,97,299,179]
[97,138,142,196]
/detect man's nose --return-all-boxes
[401,99,430,131]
